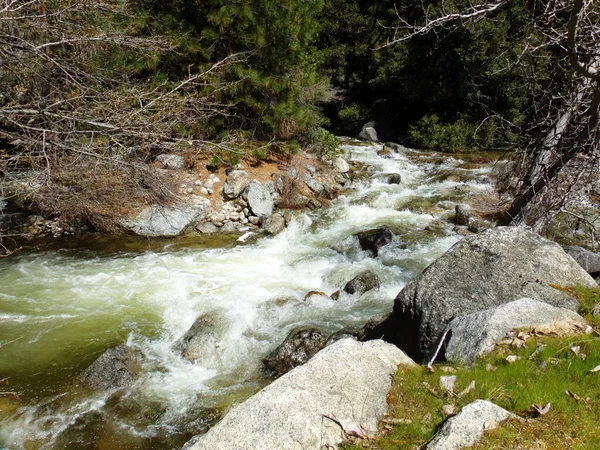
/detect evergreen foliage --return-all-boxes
[133,0,328,140]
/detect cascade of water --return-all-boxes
[0,141,493,449]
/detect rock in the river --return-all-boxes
[124,199,210,237]
[439,298,585,363]
[359,122,379,142]
[264,213,285,235]
[356,227,394,256]
[263,328,326,376]
[223,170,251,200]
[195,222,220,234]
[387,173,402,184]
[53,410,105,449]
[427,400,517,450]
[244,182,274,218]
[156,153,184,170]
[185,339,415,450]
[385,142,409,153]
[344,270,380,295]
[364,227,596,360]
[563,245,600,277]
[455,205,479,232]
[332,157,350,173]
[173,312,228,364]
[79,345,142,391]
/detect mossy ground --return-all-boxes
[341,287,600,450]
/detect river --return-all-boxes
[0,141,495,449]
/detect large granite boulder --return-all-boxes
[355,227,394,256]
[332,157,350,173]
[244,182,274,218]
[439,298,586,363]
[262,328,326,376]
[184,339,415,450]
[364,226,596,360]
[123,197,210,237]
[427,400,517,450]
[358,122,378,142]
[223,170,251,200]
[173,312,228,365]
[79,345,142,391]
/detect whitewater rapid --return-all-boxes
[0,141,493,449]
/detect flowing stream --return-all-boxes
[0,141,495,449]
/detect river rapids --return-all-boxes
[0,141,495,449]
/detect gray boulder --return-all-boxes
[302,174,324,194]
[364,227,596,360]
[185,339,415,450]
[563,245,600,276]
[156,153,184,170]
[262,328,326,376]
[195,222,219,234]
[223,170,251,200]
[264,213,285,235]
[124,199,210,237]
[385,142,409,153]
[173,312,228,364]
[79,345,142,391]
[244,182,274,218]
[427,400,516,450]
[359,122,379,142]
[332,157,350,173]
[344,270,380,295]
[356,227,394,256]
[439,298,585,363]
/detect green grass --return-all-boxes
[340,287,600,450]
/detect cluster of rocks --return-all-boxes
[124,153,355,238]
[363,226,595,361]
[26,215,81,238]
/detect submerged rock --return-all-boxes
[387,173,402,184]
[364,226,596,360]
[262,328,326,376]
[439,298,585,363]
[427,400,517,450]
[173,312,228,364]
[53,410,105,450]
[79,345,142,391]
[185,339,415,450]
[356,227,394,256]
[343,270,380,295]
